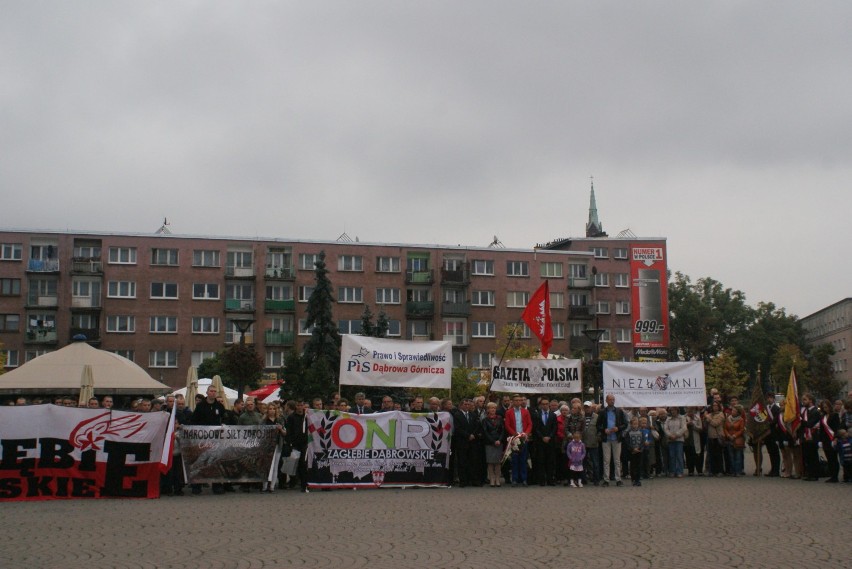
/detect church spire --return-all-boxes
[585,177,607,237]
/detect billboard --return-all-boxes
[630,244,669,360]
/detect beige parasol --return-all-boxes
[211,374,232,410]
[77,364,95,407]
[185,366,199,411]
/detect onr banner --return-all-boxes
[491,359,582,393]
[603,361,706,407]
[305,410,452,489]
[0,405,169,501]
[180,426,281,484]
[340,335,452,388]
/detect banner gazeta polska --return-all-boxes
[630,243,670,360]
[0,406,169,501]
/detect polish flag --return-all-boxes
[521,281,553,357]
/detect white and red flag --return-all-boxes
[521,281,553,357]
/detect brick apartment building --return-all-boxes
[800,298,851,394]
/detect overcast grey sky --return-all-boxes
[2,2,850,318]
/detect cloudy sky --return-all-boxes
[2,2,850,318]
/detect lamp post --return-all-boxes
[231,317,256,401]
[583,328,605,404]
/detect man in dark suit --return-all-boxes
[451,399,482,487]
[351,392,373,415]
[764,393,782,476]
[531,396,558,486]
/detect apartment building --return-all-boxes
[800,298,851,394]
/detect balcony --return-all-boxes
[406,301,434,319]
[264,299,295,312]
[27,259,60,273]
[225,299,255,312]
[27,294,58,308]
[406,333,434,341]
[225,266,256,278]
[71,259,103,274]
[265,265,295,280]
[443,334,469,347]
[569,305,594,319]
[70,327,100,343]
[265,330,295,346]
[442,301,471,317]
[71,295,102,309]
[406,269,434,285]
[25,328,58,344]
[568,276,592,289]
[441,264,470,285]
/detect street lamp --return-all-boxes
[231,317,256,401]
[583,328,605,404]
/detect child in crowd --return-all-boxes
[566,430,586,488]
[625,417,646,486]
[639,417,655,480]
[835,429,852,483]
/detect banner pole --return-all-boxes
[489,319,522,394]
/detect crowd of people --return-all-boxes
[6,386,852,494]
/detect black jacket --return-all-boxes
[191,398,226,426]
[596,405,628,439]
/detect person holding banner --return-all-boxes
[285,401,309,492]
[190,385,227,495]
[262,403,286,492]
[482,403,505,487]
[504,394,532,486]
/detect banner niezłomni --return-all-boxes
[602,361,706,407]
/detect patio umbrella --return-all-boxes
[186,366,199,411]
[211,374,232,410]
[77,364,94,407]
[245,381,282,400]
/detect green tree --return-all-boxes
[705,350,748,399]
[278,349,305,401]
[198,352,226,383]
[0,341,5,375]
[769,344,808,395]
[359,305,375,338]
[806,343,842,400]
[494,323,537,362]
[220,343,264,399]
[729,302,806,382]
[374,309,389,339]
[299,250,341,400]
[599,343,622,361]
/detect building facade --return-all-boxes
[0,229,607,389]
[800,298,851,395]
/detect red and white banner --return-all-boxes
[0,405,169,501]
[630,244,670,360]
[340,336,452,389]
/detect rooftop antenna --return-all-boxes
[616,228,637,238]
[337,232,354,243]
[155,217,172,235]
[488,235,505,248]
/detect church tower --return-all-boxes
[585,179,607,238]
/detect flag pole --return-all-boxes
[488,318,523,394]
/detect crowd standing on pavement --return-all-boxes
[5,386,852,494]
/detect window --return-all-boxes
[193,250,220,267]
[1,243,22,261]
[1,278,21,296]
[192,317,220,334]
[386,320,401,337]
[471,290,495,306]
[298,286,314,302]
[150,282,178,299]
[571,323,588,337]
[226,283,253,302]
[192,283,220,300]
[550,292,565,309]
[472,260,494,276]
[26,313,55,334]
[472,353,493,368]
[30,244,57,261]
[569,264,587,278]
[227,250,253,268]
[72,279,100,300]
[2,350,20,367]
[616,328,631,343]
[338,287,363,303]
[338,320,363,335]
[443,257,464,271]
[107,281,136,298]
[25,348,51,362]
[376,256,400,273]
[71,313,95,329]
[616,300,631,315]
[298,253,319,270]
[149,316,177,333]
[541,262,563,278]
[452,351,467,367]
[191,351,216,367]
[408,321,431,339]
[507,261,529,277]
[29,279,58,302]
[407,255,429,272]
[507,291,530,308]
[73,244,101,258]
[149,351,178,368]
[594,273,609,287]
[552,322,565,339]
[591,247,608,259]
[443,288,465,303]
[338,255,363,272]
[407,288,430,302]
[266,351,284,368]
[614,248,629,260]
[106,316,135,333]
[596,301,611,315]
[108,247,137,264]
[0,314,20,332]
[151,248,179,266]
[614,273,629,288]
[569,293,588,307]
[472,321,496,338]
[298,319,315,336]
[443,320,467,346]
[599,329,612,343]
[518,324,532,339]
[376,288,401,304]
[265,284,293,301]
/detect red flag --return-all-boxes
[521,281,553,357]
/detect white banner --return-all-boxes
[603,361,706,407]
[491,359,582,393]
[340,336,452,388]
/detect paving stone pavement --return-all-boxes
[1,474,849,569]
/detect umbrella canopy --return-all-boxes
[211,374,232,410]
[77,364,94,406]
[0,341,170,395]
[172,378,238,406]
[185,366,199,411]
[245,381,282,400]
